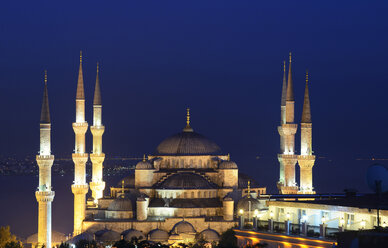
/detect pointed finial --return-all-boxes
[97,62,99,73]
[44,70,47,84]
[227,153,230,161]
[306,70,309,84]
[143,154,146,162]
[247,180,251,197]
[121,180,124,195]
[80,50,82,63]
[186,107,190,127]
[183,107,193,132]
[283,61,286,73]
[289,52,292,63]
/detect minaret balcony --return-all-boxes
[298,155,315,160]
[90,125,105,135]
[35,191,55,202]
[36,155,54,160]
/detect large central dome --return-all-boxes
[156,131,221,155]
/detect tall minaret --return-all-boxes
[298,71,315,194]
[277,53,298,194]
[35,71,55,248]
[71,51,89,235]
[278,61,287,186]
[90,63,106,203]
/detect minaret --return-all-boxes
[71,51,89,235]
[35,71,55,248]
[90,62,106,203]
[298,71,315,194]
[278,61,287,186]
[277,53,298,194]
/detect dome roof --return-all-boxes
[156,131,221,155]
[148,229,169,242]
[237,196,263,212]
[171,221,196,234]
[219,160,238,169]
[67,232,94,244]
[136,160,153,169]
[108,197,133,211]
[95,229,121,242]
[157,172,217,189]
[27,231,66,244]
[122,229,144,241]
[200,229,220,241]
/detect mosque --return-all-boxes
[30,52,278,248]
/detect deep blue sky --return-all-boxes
[1,1,388,194]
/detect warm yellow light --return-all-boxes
[254,209,259,217]
[321,217,326,224]
[361,220,366,228]
[270,211,274,217]
[383,222,387,228]
[340,218,345,226]
[239,209,244,215]
[286,212,290,220]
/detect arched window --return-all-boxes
[204,191,208,198]
[197,191,201,198]
[191,192,194,198]
[184,192,187,198]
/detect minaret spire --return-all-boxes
[40,70,50,124]
[76,51,85,100]
[286,52,294,102]
[90,61,106,205]
[301,70,312,123]
[36,70,55,248]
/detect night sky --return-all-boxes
[1,1,388,196]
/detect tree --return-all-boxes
[4,241,22,248]
[58,242,69,248]
[0,226,17,248]
[113,239,134,248]
[217,229,237,248]
[75,239,97,248]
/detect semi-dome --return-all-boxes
[200,228,220,241]
[171,221,196,234]
[156,131,221,155]
[237,196,263,212]
[148,229,169,242]
[219,160,238,169]
[108,197,133,211]
[158,172,217,189]
[122,229,144,241]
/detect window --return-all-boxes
[191,192,194,198]
[197,191,201,198]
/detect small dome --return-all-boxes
[27,231,66,244]
[157,172,217,189]
[156,131,221,155]
[95,229,121,242]
[237,196,263,212]
[136,160,153,169]
[219,160,238,169]
[108,197,133,211]
[171,221,196,234]
[67,232,94,244]
[148,229,169,242]
[122,229,144,241]
[200,229,220,242]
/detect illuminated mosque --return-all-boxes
[30,52,274,247]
